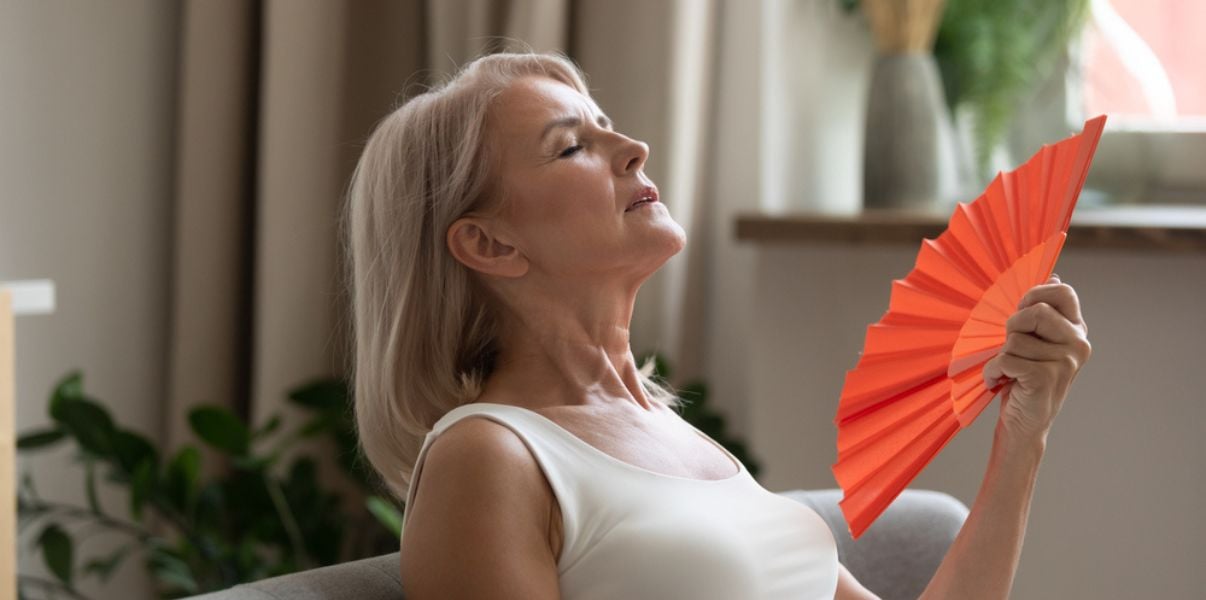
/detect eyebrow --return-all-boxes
[540,114,613,141]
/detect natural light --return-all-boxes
[1081,0,1206,125]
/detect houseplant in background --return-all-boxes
[16,353,756,599]
[841,0,1092,190]
[932,0,1091,185]
[16,373,398,599]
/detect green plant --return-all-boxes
[16,372,400,600]
[934,0,1090,179]
[841,0,1092,179]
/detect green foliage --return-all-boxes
[284,379,377,492]
[17,429,66,450]
[36,524,73,585]
[934,0,1091,179]
[187,407,250,456]
[839,0,1091,180]
[16,371,400,600]
[365,495,403,538]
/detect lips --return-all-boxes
[626,185,659,212]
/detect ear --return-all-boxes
[446,217,529,278]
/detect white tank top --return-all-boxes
[402,402,840,599]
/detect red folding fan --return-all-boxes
[832,115,1107,539]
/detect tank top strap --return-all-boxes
[425,402,604,468]
[402,402,594,570]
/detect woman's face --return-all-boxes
[464,75,686,285]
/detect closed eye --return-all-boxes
[559,144,583,158]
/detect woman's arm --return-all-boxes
[915,424,1045,600]
[916,274,1091,600]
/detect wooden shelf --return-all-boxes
[735,204,1206,252]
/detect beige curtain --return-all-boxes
[166,0,719,485]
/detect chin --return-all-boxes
[623,220,688,280]
[663,221,688,255]
[646,224,689,267]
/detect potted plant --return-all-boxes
[16,373,399,599]
[842,0,1092,192]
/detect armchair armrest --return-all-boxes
[779,488,969,600]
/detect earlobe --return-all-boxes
[446,218,528,278]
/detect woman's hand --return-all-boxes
[981,273,1092,445]
[917,274,1088,600]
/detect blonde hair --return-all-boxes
[342,51,682,502]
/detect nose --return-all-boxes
[613,135,649,176]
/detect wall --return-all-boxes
[0,1,180,597]
[693,0,764,438]
[744,241,1206,597]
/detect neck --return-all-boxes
[481,277,655,412]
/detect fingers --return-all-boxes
[985,329,1092,389]
[1008,274,1090,343]
[998,331,1068,362]
[1006,302,1084,344]
[982,352,1036,386]
[982,352,1064,389]
[1017,273,1084,326]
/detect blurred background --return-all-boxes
[1,0,1202,598]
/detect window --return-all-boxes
[1081,0,1206,125]
[1065,0,1206,205]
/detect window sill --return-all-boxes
[734,204,1206,253]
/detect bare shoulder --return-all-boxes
[400,416,560,599]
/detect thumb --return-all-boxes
[983,355,1005,388]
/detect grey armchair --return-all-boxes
[187,488,968,600]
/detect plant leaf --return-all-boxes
[83,544,132,583]
[17,428,66,451]
[298,416,331,438]
[188,406,250,456]
[84,459,104,517]
[148,545,199,594]
[165,445,201,515]
[252,414,283,440]
[130,459,154,520]
[112,428,158,476]
[287,379,349,413]
[38,524,74,585]
[49,371,84,419]
[365,495,403,538]
[53,396,117,456]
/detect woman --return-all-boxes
[344,51,1092,599]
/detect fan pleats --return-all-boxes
[831,116,1107,539]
